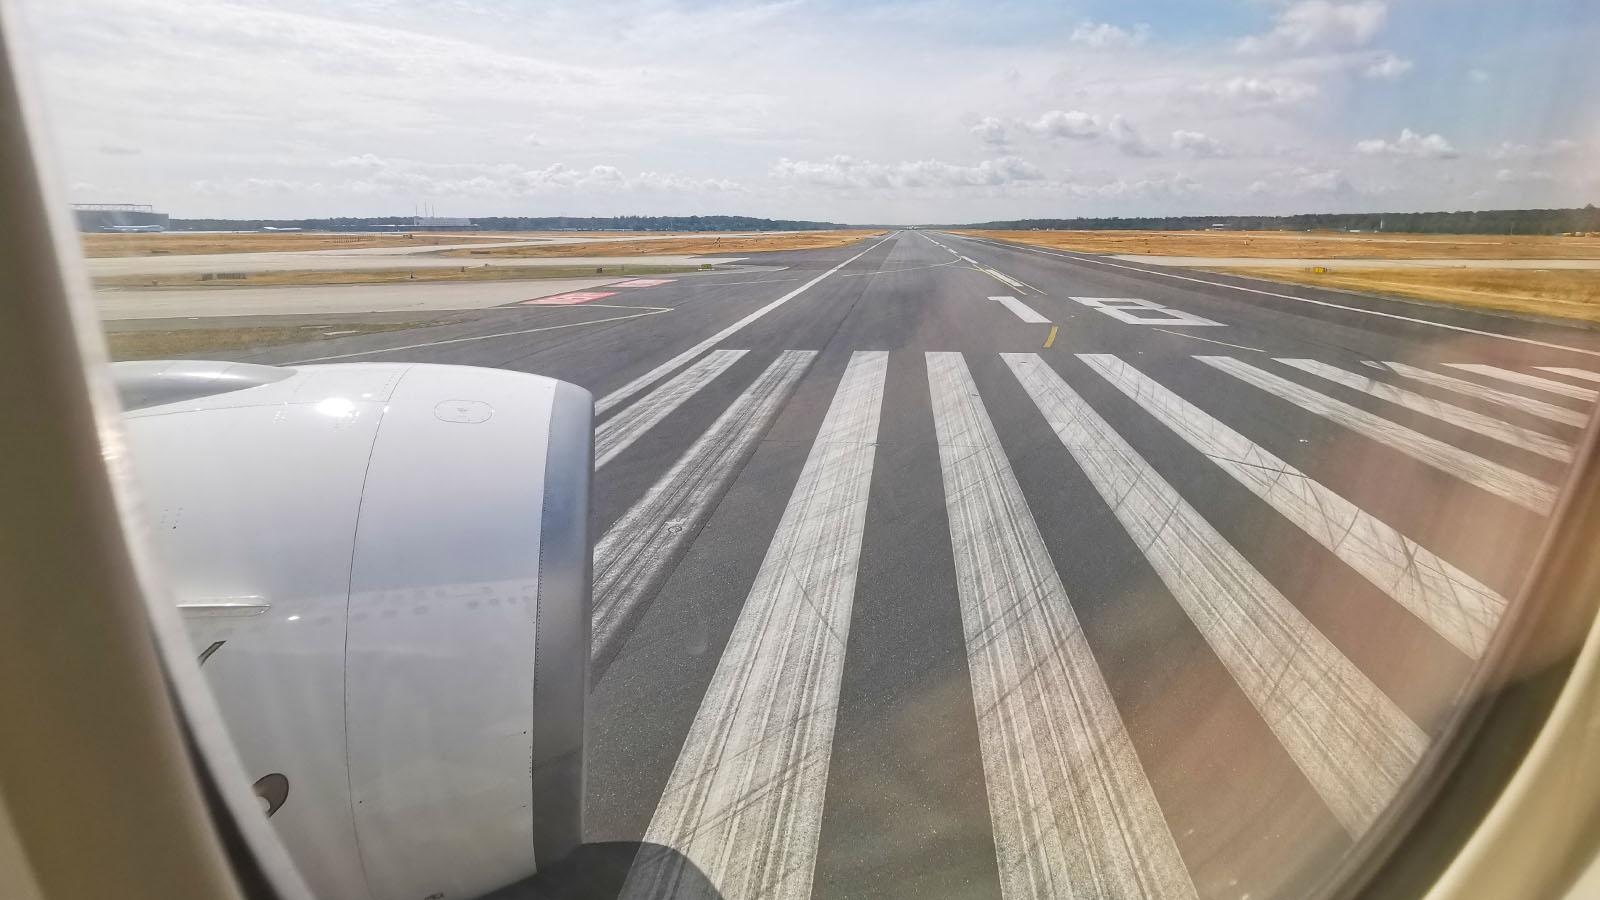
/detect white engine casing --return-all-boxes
[118,360,591,900]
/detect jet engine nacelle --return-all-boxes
[117,360,591,900]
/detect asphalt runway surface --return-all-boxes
[134,230,1600,900]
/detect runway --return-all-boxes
[148,229,1600,900]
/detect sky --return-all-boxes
[13,0,1600,222]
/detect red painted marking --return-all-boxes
[611,278,676,288]
[520,291,620,305]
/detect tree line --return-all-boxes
[949,206,1600,235]
[168,214,846,232]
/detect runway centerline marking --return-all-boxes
[621,351,886,900]
[284,305,672,364]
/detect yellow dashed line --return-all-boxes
[1044,325,1058,348]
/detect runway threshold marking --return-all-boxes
[1006,352,1428,836]
[955,235,1600,359]
[1442,363,1599,402]
[1277,358,1573,462]
[1081,353,1508,659]
[621,351,886,900]
[593,349,747,468]
[927,351,1197,900]
[1044,325,1058,348]
[590,351,818,665]
[1199,355,1557,514]
[1537,366,1600,384]
[285,305,672,364]
[1378,361,1590,427]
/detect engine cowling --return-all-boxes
[118,360,591,900]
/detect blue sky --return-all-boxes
[15,0,1600,221]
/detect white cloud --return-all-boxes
[98,143,141,155]
[1239,1,1388,53]
[771,154,1044,190]
[1468,68,1491,84]
[971,116,1009,146]
[1356,129,1459,159]
[1364,54,1413,80]
[297,157,743,198]
[1248,167,1354,196]
[331,153,388,170]
[989,110,1160,156]
[1171,130,1224,157]
[1069,22,1149,49]
[1495,168,1556,184]
[1080,171,1201,198]
[1192,76,1318,107]
[1107,115,1158,157]
[1024,110,1103,140]
[1487,139,1577,161]
[191,177,302,196]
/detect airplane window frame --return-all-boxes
[1,2,1599,899]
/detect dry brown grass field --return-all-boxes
[105,321,435,359]
[1208,267,1600,323]
[954,229,1600,260]
[80,231,512,257]
[959,229,1600,322]
[440,230,886,259]
[92,263,696,290]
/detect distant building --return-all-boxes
[374,216,477,231]
[73,203,169,232]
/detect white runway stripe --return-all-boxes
[591,351,816,663]
[1202,357,1557,515]
[595,349,747,468]
[1083,354,1507,658]
[1276,358,1573,463]
[1004,353,1428,836]
[927,352,1196,900]
[594,235,889,415]
[621,351,887,900]
[985,267,1026,290]
[1442,363,1599,403]
[990,295,1049,324]
[1379,362,1590,428]
[1536,366,1600,385]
